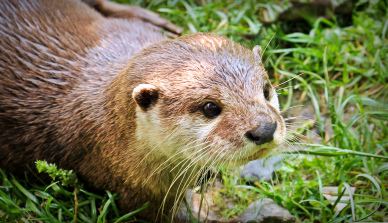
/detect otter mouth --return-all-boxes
[245,147,270,161]
[226,147,271,166]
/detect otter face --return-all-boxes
[131,34,286,167]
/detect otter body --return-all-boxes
[0,0,167,216]
[0,0,286,221]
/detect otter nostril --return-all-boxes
[245,122,277,145]
[245,131,260,142]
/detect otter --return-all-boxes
[0,0,286,221]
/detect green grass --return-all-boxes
[1,0,387,222]
[0,162,148,223]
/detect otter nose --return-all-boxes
[245,122,277,145]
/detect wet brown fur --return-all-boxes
[0,0,285,221]
[0,0,169,218]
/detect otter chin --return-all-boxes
[0,0,286,222]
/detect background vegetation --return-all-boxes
[1,0,387,222]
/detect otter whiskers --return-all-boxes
[158,142,214,219]
[143,140,210,185]
[170,143,227,221]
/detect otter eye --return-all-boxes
[202,102,221,118]
[264,84,271,101]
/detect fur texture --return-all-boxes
[0,0,286,221]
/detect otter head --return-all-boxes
[130,33,286,167]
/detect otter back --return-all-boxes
[0,0,165,169]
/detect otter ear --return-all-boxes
[132,84,159,111]
[252,45,262,62]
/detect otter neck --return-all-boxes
[109,70,195,186]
